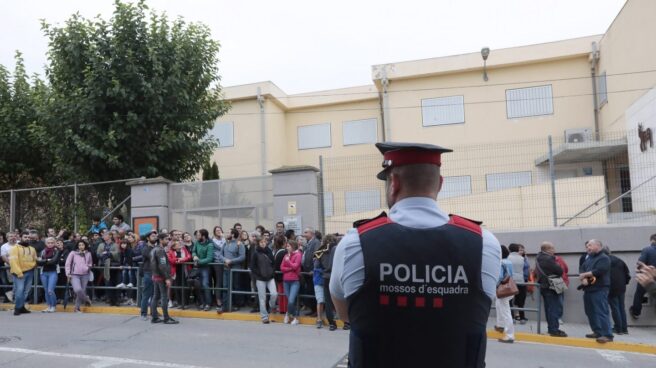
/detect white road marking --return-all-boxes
[88,360,120,368]
[0,347,213,368]
[597,350,630,364]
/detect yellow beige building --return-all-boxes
[210,0,656,233]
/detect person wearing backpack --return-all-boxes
[250,234,278,324]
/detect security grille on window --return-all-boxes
[210,121,234,148]
[343,118,378,145]
[440,176,472,199]
[345,189,381,214]
[298,123,331,149]
[486,171,532,192]
[506,85,553,119]
[421,95,465,126]
[323,192,334,217]
[597,72,608,106]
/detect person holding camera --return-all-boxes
[579,239,612,343]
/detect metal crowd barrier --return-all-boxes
[490,281,542,334]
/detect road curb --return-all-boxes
[4,303,653,354]
[487,330,656,355]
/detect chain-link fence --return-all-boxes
[169,176,273,233]
[320,129,655,234]
[0,179,133,235]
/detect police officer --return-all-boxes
[330,142,501,368]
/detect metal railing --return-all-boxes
[490,281,543,334]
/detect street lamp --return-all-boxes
[481,47,490,81]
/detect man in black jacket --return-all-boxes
[604,246,630,335]
[150,233,178,324]
[579,239,612,343]
[535,241,567,337]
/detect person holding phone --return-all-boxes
[630,234,656,320]
[635,261,656,298]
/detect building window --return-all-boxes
[597,72,608,106]
[440,176,472,199]
[506,85,553,119]
[486,171,532,192]
[421,95,465,126]
[323,192,334,217]
[343,118,378,146]
[210,121,234,148]
[298,123,331,150]
[345,189,380,214]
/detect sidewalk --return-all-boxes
[3,303,655,355]
[487,317,656,354]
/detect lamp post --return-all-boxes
[481,47,490,81]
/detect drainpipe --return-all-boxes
[381,66,391,142]
[257,87,266,176]
[590,42,600,141]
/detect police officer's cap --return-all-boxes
[375,142,452,180]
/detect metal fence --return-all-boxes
[320,129,655,234]
[0,179,134,234]
[169,176,274,233]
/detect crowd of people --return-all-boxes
[1,216,655,334]
[492,237,656,344]
[0,216,349,329]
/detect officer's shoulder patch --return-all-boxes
[355,212,393,235]
[448,215,483,236]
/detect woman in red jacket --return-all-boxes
[167,240,192,308]
[280,239,302,325]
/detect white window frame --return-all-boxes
[440,176,472,199]
[297,123,331,150]
[344,189,381,214]
[211,121,234,148]
[342,118,378,146]
[421,95,465,126]
[486,171,532,192]
[505,85,553,119]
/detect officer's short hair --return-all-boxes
[391,164,441,192]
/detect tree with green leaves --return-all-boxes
[40,0,229,183]
[202,161,220,180]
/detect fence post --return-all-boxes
[548,135,558,227]
[227,269,233,312]
[9,189,16,231]
[318,155,326,235]
[73,182,79,234]
[33,268,39,305]
[536,286,542,334]
[136,267,141,308]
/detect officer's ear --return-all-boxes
[437,175,444,192]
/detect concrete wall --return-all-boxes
[495,224,655,326]
[271,168,320,233]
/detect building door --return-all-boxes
[619,166,632,212]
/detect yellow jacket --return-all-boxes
[9,244,37,278]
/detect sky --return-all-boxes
[0,0,627,94]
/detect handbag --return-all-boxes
[496,276,519,298]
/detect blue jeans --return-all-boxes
[199,267,212,306]
[140,272,153,316]
[608,292,627,333]
[283,280,300,317]
[40,271,58,308]
[121,269,136,285]
[584,288,612,337]
[13,269,34,310]
[541,288,562,334]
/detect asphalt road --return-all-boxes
[0,311,653,367]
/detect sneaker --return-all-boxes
[126,283,134,288]
[85,299,93,307]
[596,336,613,343]
[494,325,504,333]
[41,308,49,313]
[13,309,21,316]
[5,291,13,302]
[168,301,173,309]
[329,324,337,331]
[519,319,528,325]
[316,320,323,329]
[629,306,639,320]
[548,330,568,337]
[559,319,565,326]
[203,305,210,312]
[116,283,126,288]
[498,338,514,344]
[283,314,290,324]
[216,306,223,314]
[262,318,270,324]
[163,318,179,325]
[48,307,56,313]
[19,307,31,314]
[151,317,163,324]
[585,333,600,339]
[343,322,351,331]
[74,308,82,313]
[291,318,300,325]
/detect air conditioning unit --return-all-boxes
[564,128,593,143]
